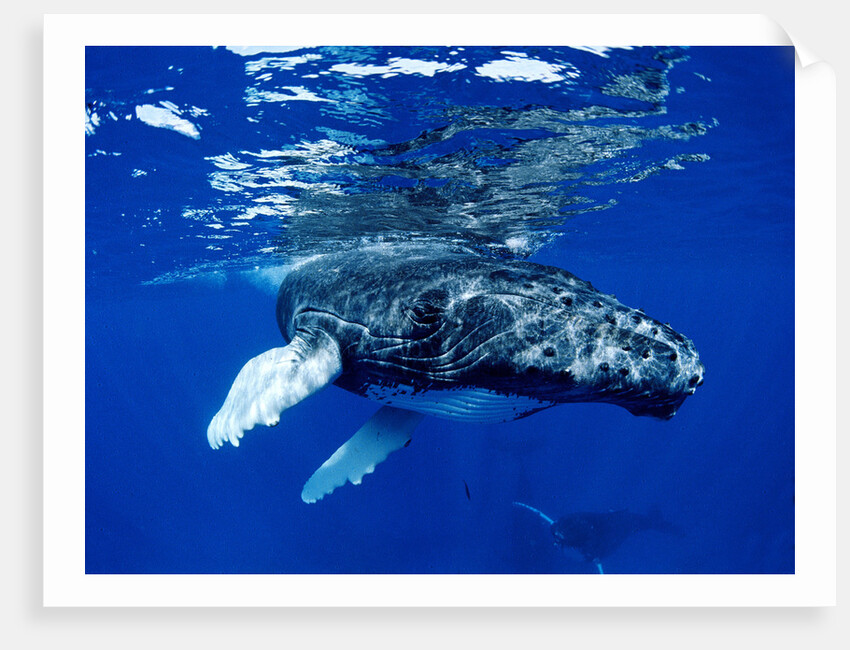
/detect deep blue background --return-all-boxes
[85,46,794,574]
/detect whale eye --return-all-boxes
[404,290,447,327]
[406,301,443,326]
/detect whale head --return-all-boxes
[402,262,705,420]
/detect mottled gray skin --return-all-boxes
[277,244,704,420]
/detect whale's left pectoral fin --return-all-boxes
[301,405,424,503]
[207,331,342,450]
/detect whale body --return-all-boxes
[208,244,704,502]
[514,501,677,573]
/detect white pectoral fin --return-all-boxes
[207,331,342,450]
[512,501,556,526]
[301,405,424,504]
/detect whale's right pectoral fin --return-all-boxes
[207,331,342,450]
[301,405,424,503]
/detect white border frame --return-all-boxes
[44,13,836,606]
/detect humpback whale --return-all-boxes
[208,244,704,502]
[513,502,677,573]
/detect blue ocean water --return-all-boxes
[85,45,794,574]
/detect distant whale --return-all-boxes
[513,502,677,573]
[208,244,704,502]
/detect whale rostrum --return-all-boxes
[208,244,704,502]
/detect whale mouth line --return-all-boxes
[370,320,450,355]
[294,307,411,343]
[297,307,512,376]
[359,332,515,380]
[393,319,502,368]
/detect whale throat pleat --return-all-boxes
[365,384,553,423]
[207,331,342,450]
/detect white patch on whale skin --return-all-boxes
[207,333,342,450]
[364,383,554,423]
